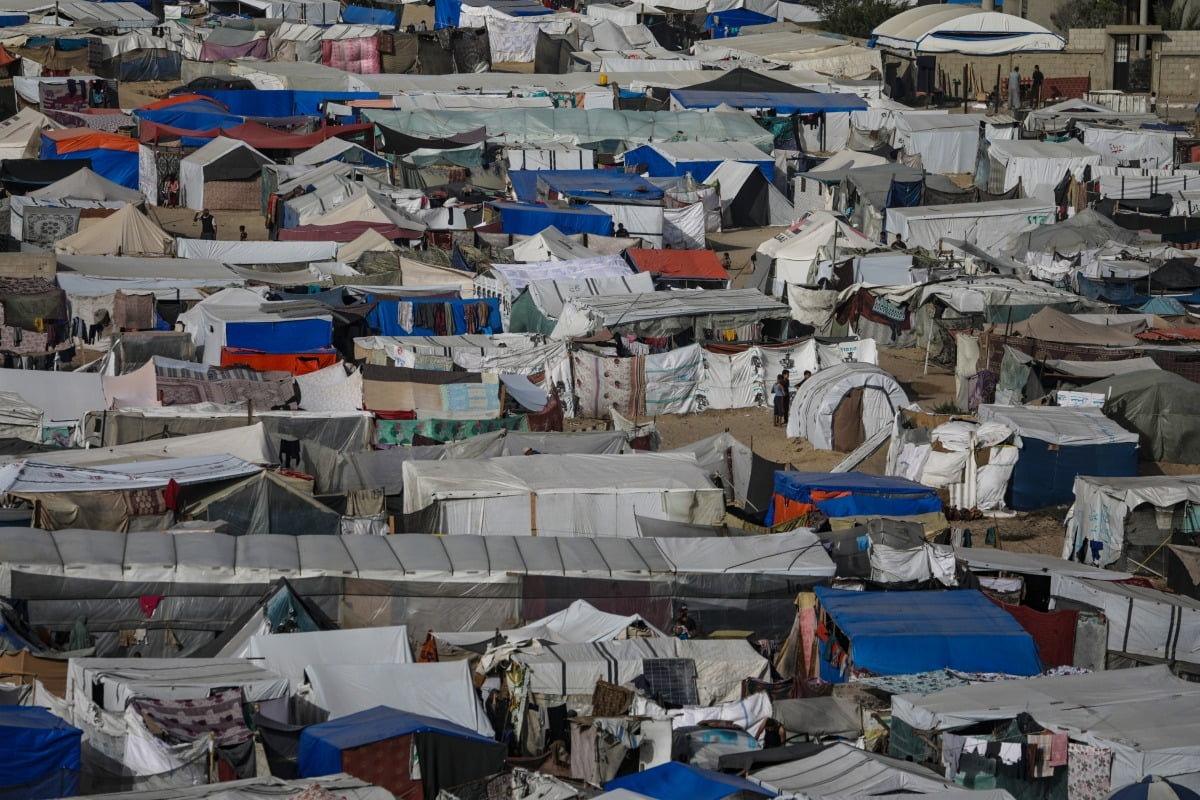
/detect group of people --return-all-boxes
[772,369,811,427]
[1007,64,1047,111]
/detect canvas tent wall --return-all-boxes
[53,204,174,257]
[889,665,1200,788]
[890,113,981,175]
[886,199,1054,252]
[1064,474,1200,573]
[706,160,794,228]
[1083,371,1200,464]
[433,599,665,650]
[0,392,42,443]
[977,405,1139,510]
[787,362,908,450]
[180,136,273,211]
[401,452,724,536]
[235,627,412,691]
[757,211,877,288]
[984,139,1101,203]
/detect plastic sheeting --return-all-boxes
[401,452,724,536]
[814,586,1041,678]
[1064,474,1200,569]
[890,665,1200,787]
[305,661,493,735]
[787,362,908,449]
[435,599,664,648]
[1053,577,1200,666]
[886,199,1054,252]
[751,742,969,797]
[236,626,412,690]
[68,658,289,713]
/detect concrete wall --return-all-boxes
[1155,29,1200,100]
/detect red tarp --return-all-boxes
[139,94,229,112]
[139,119,375,150]
[991,598,1078,668]
[277,221,420,243]
[220,348,339,375]
[627,248,729,281]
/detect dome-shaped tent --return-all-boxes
[787,362,908,451]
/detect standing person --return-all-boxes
[1008,65,1021,110]
[1031,65,1044,108]
[780,369,792,426]
[194,209,217,240]
[772,373,787,427]
[165,175,179,208]
[239,225,248,242]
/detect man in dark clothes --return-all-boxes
[672,605,697,638]
[194,208,217,240]
[1031,65,1044,107]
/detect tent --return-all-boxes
[770,470,941,526]
[0,392,42,443]
[179,136,273,211]
[304,661,493,736]
[178,287,334,365]
[298,707,506,800]
[53,203,174,256]
[0,706,82,800]
[550,288,789,339]
[872,8,1064,54]
[67,658,289,714]
[1064,474,1200,572]
[705,160,794,228]
[751,741,1008,798]
[489,201,614,237]
[434,598,665,650]
[984,139,1101,203]
[40,129,139,189]
[401,453,725,536]
[627,248,730,288]
[185,471,342,536]
[28,167,143,204]
[757,211,876,286]
[1006,307,1142,346]
[890,114,980,174]
[977,404,1139,510]
[0,107,59,161]
[236,626,412,690]
[787,362,908,450]
[0,369,104,427]
[886,199,1053,252]
[813,586,1041,682]
[889,665,1200,788]
[672,70,868,114]
[511,169,666,204]
[1024,98,1160,134]
[624,140,775,180]
[607,762,775,800]
[336,228,400,263]
[1083,370,1200,464]
[504,226,598,262]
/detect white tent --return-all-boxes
[0,106,58,161]
[885,198,1054,252]
[705,160,794,229]
[1064,474,1200,570]
[177,239,337,264]
[179,136,273,211]
[751,741,1001,797]
[336,228,399,263]
[29,167,144,203]
[67,658,289,715]
[401,452,725,536]
[434,599,666,649]
[550,288,788,340]
[487,255,633,298]
[20,423,274,468]
[177,286,332,365]
[0,367,104,427]
[305,661,493,735]
[890,665,1200,787]
[236,626,413,690]
[54,204,174,257]
[1053,577,1200,669]
[1078,121,1179,169]
[0,391,42,443]
[891,113,982,174]
[986,139,1102,202]
[505,226,599,263]
[512,638,769,704]
[873,7,1063,54]
[787,362,908,450]
[1023,98,1160,134]
[757,211,878,286]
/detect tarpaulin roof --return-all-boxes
[490,201,613,237]
[0,454,263,495]
[553,288,788,338]
[0,705,81,790]
[814,586,1042,676]
[54,203,173,257]
[300,705,493,773]
[627,248,729,281]
[891,665,1200,786]
[773,470,941,518]
[511,169,665,203]
[1006,307,1142,346]
[750,741,976,797]
[27,166,143,203]
[607,762,775,800]
[140,119,375,151]
[42,128,139,155]
[672,87,867,114]
[977,404,1139,446]
[1082,370,1200,463]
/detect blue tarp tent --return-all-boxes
[366,297,501,336]
[435,0,550,28]
[606,762,776,800]
[490,201,612,237]
[39,133,138,190]
[342,4,397,25]
[770,471,941,524]
[623,142,775,181]
[135,98,245,131]
[510,169,665,203]
[0,706,82,800]
[224,319,333,354]
[704,8,774,36]
[196,90,380,118]
[671,90,868,114]
[299,706,505,800]
[813,587,1043,681]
